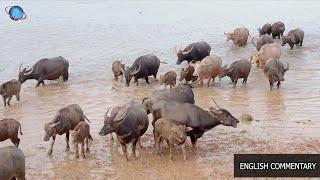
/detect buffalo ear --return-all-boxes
[51,121,60,128]
[185,127,193,132]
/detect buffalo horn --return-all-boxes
[182,46,193,55]
[210,97,222,109]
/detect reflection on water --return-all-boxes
[0,0,320,179]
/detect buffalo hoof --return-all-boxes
[47,150,53,156]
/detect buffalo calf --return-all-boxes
[112,60,125,81]
[0,79,21,107]
[0,118,22,147]
[71,121,93,158]
[179,65,198,84]
[154,118,192,161]
[160,70,177,89]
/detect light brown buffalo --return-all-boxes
[0,118,23,147]
[225,27,250,47]
[250,43,281,68]
[160,70,177,89]
[192,55,222,87]
[71,121,93,158]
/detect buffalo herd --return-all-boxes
[0,21,306,179]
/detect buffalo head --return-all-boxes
[219,65,232,78]
[176,46,193,65]
[208,98,239,128]
[122,64,141,87]
[99,107,122,136]
[43,121,60,141]
[18,63,33,83]
[281,35,291,46]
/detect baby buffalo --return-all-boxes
[155,118,193,161]
[179,65,198,84]
[44,104,90,155]
[264,60,289,90]
[0,79,21,107]
[160,70,177,89]
[112,60,125,81]
[0,119,23,147]
[282,28,304,49]
[225,27,250,47]
[71,121,93,158]
[219,59,251,88]
[259,23,272,36]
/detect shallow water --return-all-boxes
[0,0,320,179]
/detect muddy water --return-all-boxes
[0,0,320,179]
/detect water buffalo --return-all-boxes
[71,121,93,158]
[179,65,198,84]
[99,101,149,161]
[175,41,211,65]
[259,23,272,36]
[219,59,251,88]
[250,43,281,68]
[281,28,304,49]
[0,146,25,180]
[0,79,21,107]
[160,70,177,89]
[271,21,285,39]
[18,56,69,87]
[142,84,195,116]
[122,54,160,86]
[44,104,90,155]
[264,60,289,90]
[192,55,222,87]
[112,60,125,81]
[255,34,274,51]
[154,118,193,161]
[225,27,249,47]
[152,99,239,152]
[0,118,23,147]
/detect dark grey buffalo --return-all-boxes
[281,28,304,49]
[256,34,274,51]
[123,54,160,86]
[0,146,25,180]
[264,60,289,90]
[271,21,285,39]
[44,104,90,155]
[99,101,149,161]
[259,23,272,36]
[18,56,69,87]
[152,99,239,152]
[142,85,195,117]
[219,59,251,88]
[176,41,211,65]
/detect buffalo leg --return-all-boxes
[16,93,20,101]
[7,96,12,106]
[233,79,238,88]
[2,96,6,107]
[114,75,118,81]
[155,135,161,155]
[63,72,69,81]
[200,78,204,87]
[269,79,274,90]
[145,76,150,84]
[48,135,56,155]
[190,135,197,154]
[181,142,187,161]
[169,144,174,161]
[85,138,90,152]
[132,139,138,160]
[81,141,85,158]
[10,136,20,147]
[243,77,248,85]
[41,81,45,86]
[277,81,281,89]
[75,143,79,158]
[65,132,70,151]
[120,143,129,161]
[207,78,211,87]
[134,77,139,86]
